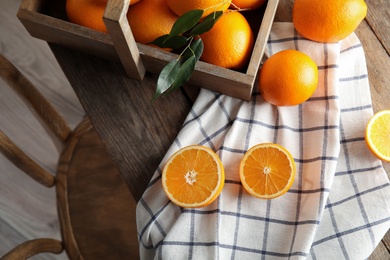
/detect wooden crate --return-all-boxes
[17,0,279,101]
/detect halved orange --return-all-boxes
[239,143,296,199]
[162,145,225,208]
[365,110,390,162]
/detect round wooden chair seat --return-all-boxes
[57,117,139,259]
[0,54,139,259]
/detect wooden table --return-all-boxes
[47,0,389,258]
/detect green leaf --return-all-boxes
[149,35,188,49]
[191,39,204,61]
[169,9,204,36]
[148,9,222,101]
[148,34,169,47]
[169,55,196,93]
[189,11,223,36]
[183,39,204,61]
[152,60,180,101]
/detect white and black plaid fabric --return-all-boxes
[136,23,390,259]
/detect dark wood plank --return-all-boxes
[49,44,192,202]
[365,0,390,55]
[355,21,390,114]
[370,231,390,260]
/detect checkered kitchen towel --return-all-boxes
[136,23,390,259]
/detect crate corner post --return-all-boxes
[103,0,146,80]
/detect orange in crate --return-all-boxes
[17,0,279,101]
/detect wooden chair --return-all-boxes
[0,54,139,259]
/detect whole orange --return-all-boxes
[200,10,254,70]
[66,0,140,33]
[231,0,266,11]
[258,50,318,107]
[166,0,232,18]
[292,0,367,43]
[127,0,179,45]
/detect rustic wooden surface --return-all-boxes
[56,118,139,259]
[1,1,139,258]
[1,0,82,258]
[0,0,388,259]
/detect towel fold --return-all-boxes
[136,23,390,259]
